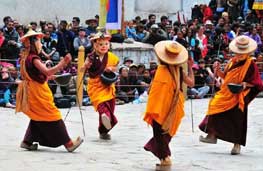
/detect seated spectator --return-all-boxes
[116,66,136,103]
[0,27,8,58]
[143,24,167,45]
[149,61,157,78]
[41,31,60,62]
[0,67,15,108]
[137,68,151,95]
[188,59,210,99]
[73,27,92,56]
[175,30,188,48]
[123,57,133,67]
[135,24,149,42]
[85,19,97,36]
[125,20,137,40]
[47,23,58,43]
[16,25,24,38]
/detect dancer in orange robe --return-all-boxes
[16,27,83,152]
[199,35,263,155]
[81,31,119,140]
[144,40,195,167]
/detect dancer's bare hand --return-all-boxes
[64,53,72,64]
[213,61,220,73]
[187,56,194,68]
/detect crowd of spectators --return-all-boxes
[1,0,263,108]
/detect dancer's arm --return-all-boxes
[183,57,195,87]
[34,53,71,76]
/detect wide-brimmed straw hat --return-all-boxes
[154,40,188,65]
[20,26,44,42]
[229,35,257,54]
[90,31,111,41]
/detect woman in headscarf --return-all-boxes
[199,35,263,155]
[143,40,195,168]
[16,26,83,152]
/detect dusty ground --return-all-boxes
[0,98,262,171]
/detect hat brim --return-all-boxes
[229,36,257,54]
[20,32,44,42]
[90,35,111,41]
[86,19,97,24]
[154,40,188,65]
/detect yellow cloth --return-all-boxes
[16,51,61,121]
[87,52,119,111]
[253,2,263,10]
[144,65,185,137]
[207,58,252,115]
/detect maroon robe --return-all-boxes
[199,60,263,146]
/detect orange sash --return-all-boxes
[87,52,119,111]
[16,50,61,121]
[207,58,252,115]
[144,65,185,137]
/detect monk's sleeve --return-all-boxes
[244,62,263,104]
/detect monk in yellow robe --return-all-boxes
[16,27,83,152]
[199,35,263,155]
[143,40,195,167]
[81,31,119,140]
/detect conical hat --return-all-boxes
[20,26,44,42]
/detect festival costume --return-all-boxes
[199,36,263,154]
[143,40,189,165]
[16,29,83,151]
[87,51,119,136]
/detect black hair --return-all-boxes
[72,17,80,23]
[148,14,156,20]
[3,16,11,23]
[161,16,168,22]
[30,21,37,26]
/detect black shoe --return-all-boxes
[20,142,38,151]
[99,133,111,140]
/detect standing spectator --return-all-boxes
[158,16,169,32]
[3,20,21,66]
[2,16,12,29]
[57,20,74,57]
[145,14,156,31]
[30,22,38,31]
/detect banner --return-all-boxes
[100,0,122,30]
